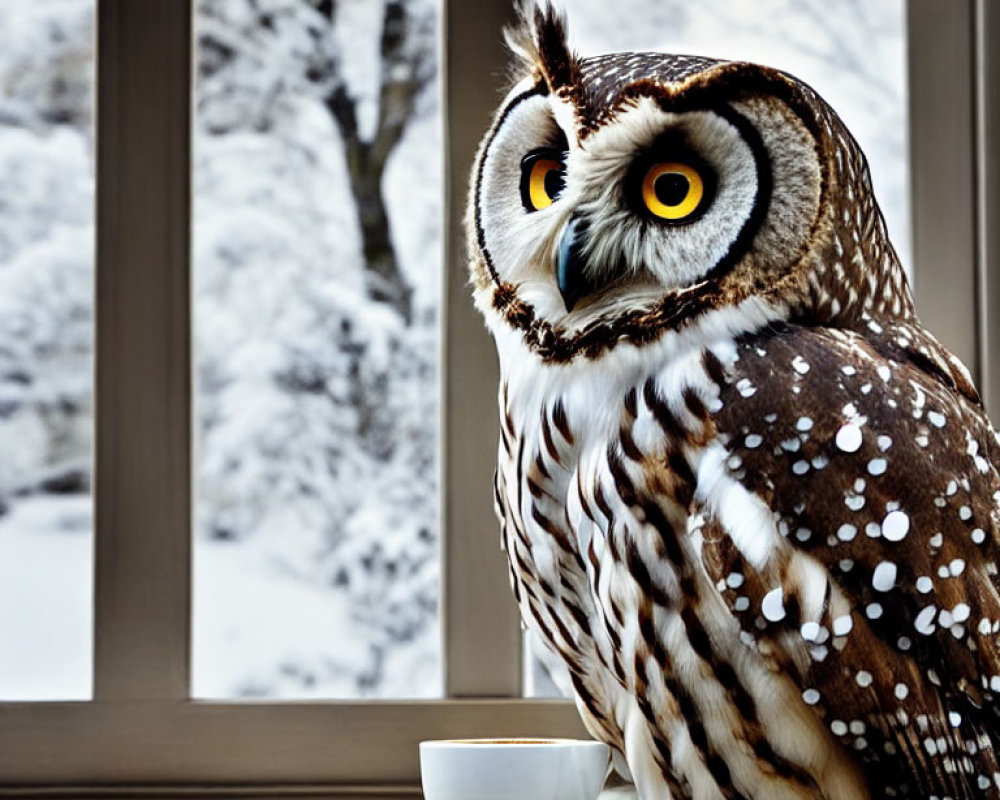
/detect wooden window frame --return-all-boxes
[0,0,996,795]
[908,0,998,417]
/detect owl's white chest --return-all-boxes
[493,323,726,790]
[489,315,869,800]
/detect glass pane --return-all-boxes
[0,1,95,700]
[192,0,442,699]
[525,0,911,697]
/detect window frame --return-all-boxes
[0,0,996,794]
[908,0,999,417]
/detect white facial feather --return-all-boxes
[475,90,567,287]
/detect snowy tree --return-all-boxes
[325,0,435,323]
[197,0,435,322]
[0,1,94,504]
[192,0,442,697]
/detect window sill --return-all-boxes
[0,786,637,800]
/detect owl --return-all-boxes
[467,4,1000,799]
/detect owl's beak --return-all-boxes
[556,216,589,312]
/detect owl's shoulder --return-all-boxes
[708,318,995,478]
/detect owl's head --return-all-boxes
[467,2,912,363]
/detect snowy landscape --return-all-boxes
[0,0,907,701]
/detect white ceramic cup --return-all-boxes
[419,737,610,800]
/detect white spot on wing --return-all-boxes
[835,423,863,453]
[867,458,887,476]
[837,523,857,542]
[762,587,786,622]
[915,605,937,635]
[872,561,897,592]
[882,510,910,542]
[832,614,853,636]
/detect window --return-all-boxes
[1,0,996,793]
[190,0,444,701]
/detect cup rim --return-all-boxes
[420,737,608,748]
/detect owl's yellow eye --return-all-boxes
[520,150,566,212]
[640,162,707,222]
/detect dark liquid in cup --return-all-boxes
[449,738,559,745]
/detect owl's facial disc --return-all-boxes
[473,84,820,325]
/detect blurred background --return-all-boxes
[0,0,907,701]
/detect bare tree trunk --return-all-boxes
[327,0,425,324]
[349,136,413,324]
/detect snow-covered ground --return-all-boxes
[0,0,908,701]
[0,497,91,699]
[194,532,440,698]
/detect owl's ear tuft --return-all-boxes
[504,1,579,93]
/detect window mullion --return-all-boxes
[442,0,525,697]
[908,0,979,378]
[93,0,192,702]
[975,0,1000,418]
